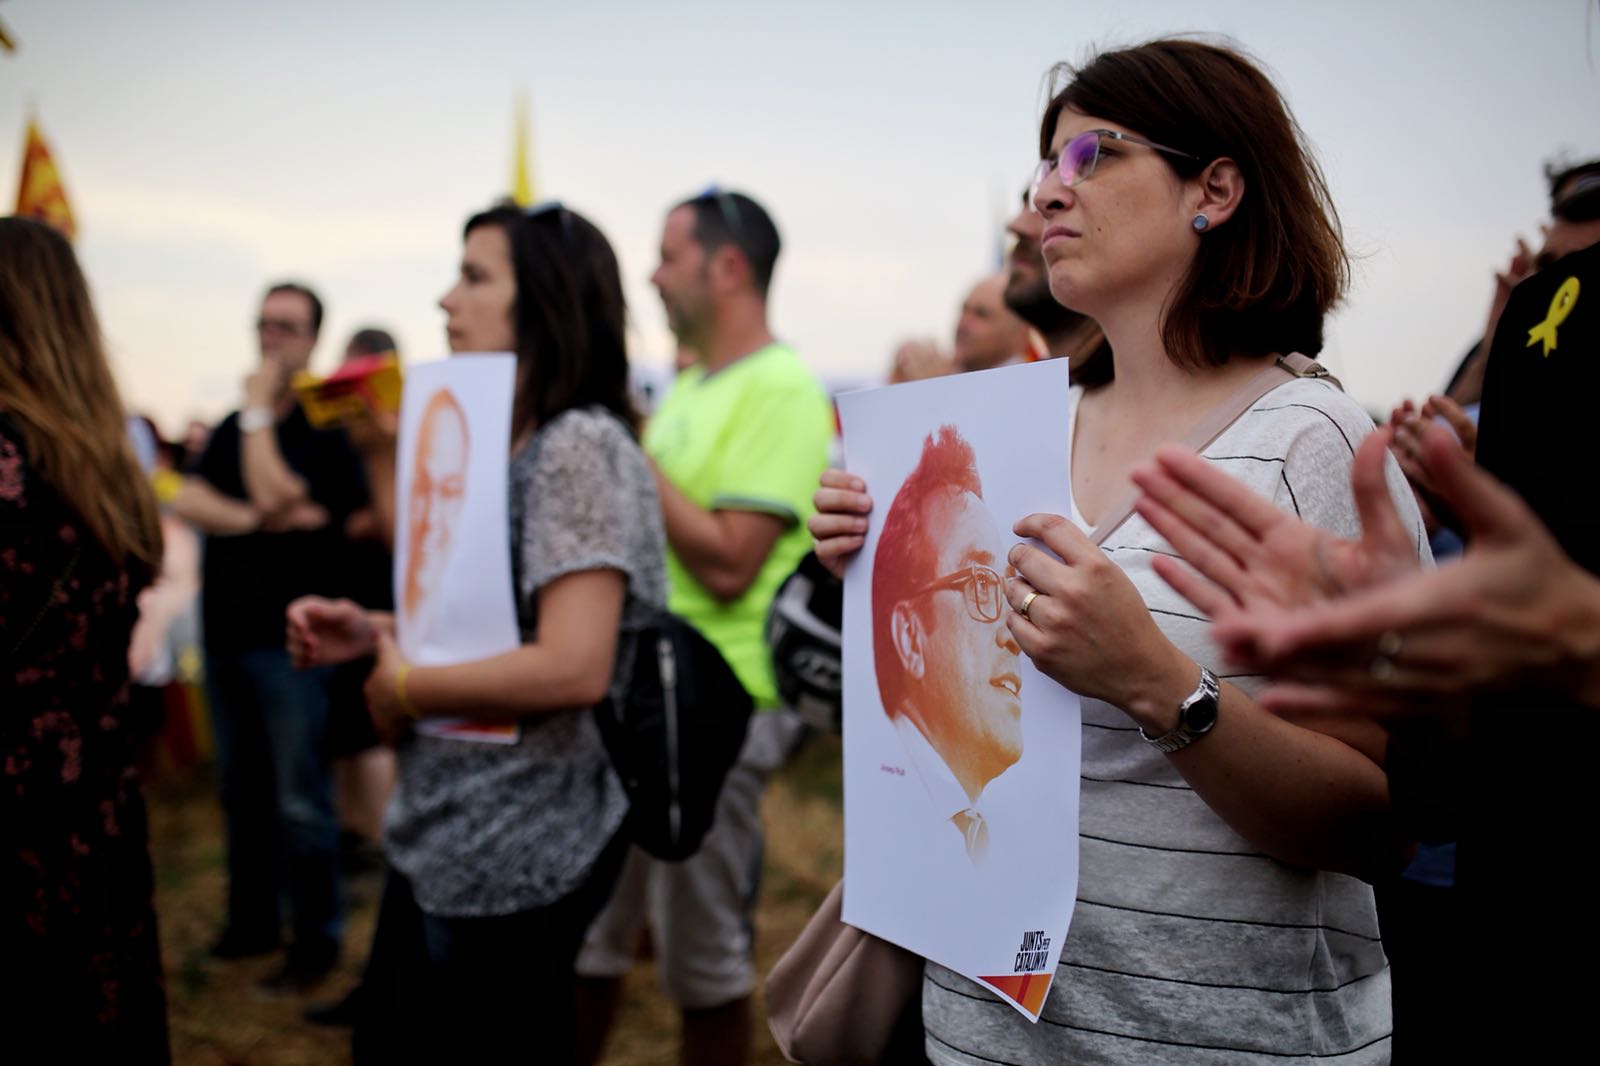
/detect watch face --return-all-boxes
[1183,695,1219,734]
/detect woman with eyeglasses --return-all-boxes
[1,217,170,1062]
[810,39,1424,1063]
[287,203,666,1063]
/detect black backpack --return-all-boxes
[593,609,753,861]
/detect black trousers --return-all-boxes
[1374,876,1465,1063]
[353,835,625,1066]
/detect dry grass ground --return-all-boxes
[149,733,843,1065]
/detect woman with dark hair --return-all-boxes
[288,203,664,1063]
[811,40,1425,1063]
[1,217,169,1062]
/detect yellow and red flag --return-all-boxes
[16,119,76,240]
[510,95,534,207]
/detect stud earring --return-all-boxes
[1192,213,1210,232]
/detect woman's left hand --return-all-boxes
[1007,513,1193,727]
[362,630,416,746]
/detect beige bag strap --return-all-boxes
[1085,353,1339,546]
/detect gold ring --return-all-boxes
[1018,590,1039,621]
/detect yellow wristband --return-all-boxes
[394,663,421,720]
[151,469,182,505]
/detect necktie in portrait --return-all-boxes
[952,808,989,864]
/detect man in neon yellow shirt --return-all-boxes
[577,190,833,1066]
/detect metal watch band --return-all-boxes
[238,405,274,434]
[1139,665,1220,754]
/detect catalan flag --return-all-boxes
[16,119,76,240]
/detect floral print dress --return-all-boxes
[1,415,169,1063]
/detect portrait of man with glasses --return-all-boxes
[871,424,1024,867]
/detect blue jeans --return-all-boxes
[205,648,342,950]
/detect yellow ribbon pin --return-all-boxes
[1526,277,1580,358]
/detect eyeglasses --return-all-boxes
[1030,129,1197,210]
[256,318,309,336]
[907,563,1007,624]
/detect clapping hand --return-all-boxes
[1130,429,1419,622]
[1387,395,1476,536]
[1209,423,1600,718]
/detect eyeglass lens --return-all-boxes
[966,566,1004,622]
[1031,131,1102,209]
[1062,131,1102,185]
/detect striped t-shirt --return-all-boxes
[924,377,1428,1065]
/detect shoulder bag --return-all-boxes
[594,608,754,862]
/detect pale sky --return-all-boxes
[3,0,1597,434]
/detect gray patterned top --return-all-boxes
[384,406,667,917]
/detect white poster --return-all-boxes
[393,353,521,744]
[836,358,1081,1022]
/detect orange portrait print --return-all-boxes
[404,387,470,625]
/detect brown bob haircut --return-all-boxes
[1040,39,1348,370]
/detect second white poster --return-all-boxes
[392,352,522,743]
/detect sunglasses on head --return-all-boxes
[523,199,576,246]
[1030,129,1197,210]
[1553,172,1600,223]
[692,184,746,243]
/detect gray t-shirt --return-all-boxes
[384,407,667,917]
[924,378,1428,1065]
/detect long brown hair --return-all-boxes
[0,216,162,569]
[1040,39,1348,371]
[463,205,640,443]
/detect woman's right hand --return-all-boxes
[808,469,873,580]
[286,596,376,669]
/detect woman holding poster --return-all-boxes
[288,204,665,1064]
[812,39,1424,1064]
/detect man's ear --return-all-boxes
[1192,157,1244,230]
[891,602,925,680]
[708,243,750,293]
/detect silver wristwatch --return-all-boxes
[1139,666,1220,754]
[238,405,274,434]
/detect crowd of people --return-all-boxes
[4,32,1599,1066]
